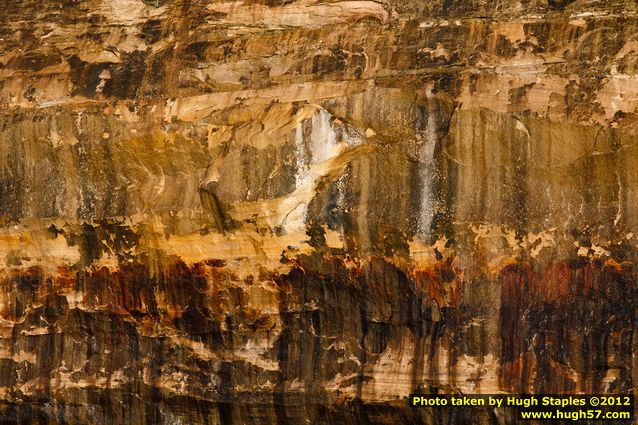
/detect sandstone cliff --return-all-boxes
[0,0,637,423]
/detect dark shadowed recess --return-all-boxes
[0,395,491,425]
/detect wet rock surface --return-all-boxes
[0,0,637,424]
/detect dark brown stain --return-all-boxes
[499,259,635,394]
[0,249,633,423]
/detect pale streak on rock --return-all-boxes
[207,0,389,30]
[165,80,371,122]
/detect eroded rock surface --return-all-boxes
[0,0,637,423]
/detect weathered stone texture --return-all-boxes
[0,0,637,423]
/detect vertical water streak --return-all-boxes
[418,89,438,240]
[286,108,343,232]
[294,125,307,190]
[309,109,340,164]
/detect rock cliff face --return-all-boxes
[0,0,637,423]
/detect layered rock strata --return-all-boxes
[0,0,637,423]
